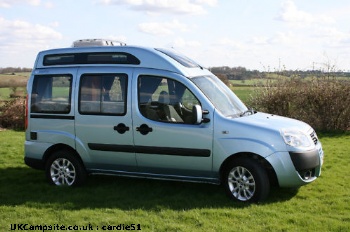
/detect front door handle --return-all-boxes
[114,123,130,134]
[136,124,153,135]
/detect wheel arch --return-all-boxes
[219,152,278,187]
[43,144,85,169]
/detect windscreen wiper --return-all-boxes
[240,108,256,117]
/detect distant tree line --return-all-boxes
[0,67,32,74]
[210,66,350,81]
[210,66,262,80]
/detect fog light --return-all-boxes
[303,170,313,180]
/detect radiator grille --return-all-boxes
[310,131,318,145]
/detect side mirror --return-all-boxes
[192,105,210,124]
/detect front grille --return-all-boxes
[310,131,318,145]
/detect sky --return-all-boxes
[0,0,350,71]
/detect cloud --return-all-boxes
[276,0,335,25]
[138,20,188,36]
[0,16,62,56]
[0,17,63,67]
[106,35,128,44]
[269,31,301,46]
[251,36,269,45]
[98,0,217,15]
[215,37,245,50]
[313,26,349,40]
[171,37,201,48]
[274,2,350,50]
[48,21,60,28]
[0,0,41,8]
[312,26,350,51]
[193,0,217,7]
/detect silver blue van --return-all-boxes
[24,39,324,203]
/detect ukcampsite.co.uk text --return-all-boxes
[10,223,142,231]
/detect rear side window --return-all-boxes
[31,75,72,114]
[79,74,127,115]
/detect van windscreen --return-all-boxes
[155,48,200,68]
[192,75,248,117]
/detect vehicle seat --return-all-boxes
[158,91,183,122]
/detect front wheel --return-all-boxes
[223,158,270,203]
[45,150,87,186]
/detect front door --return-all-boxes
[75,67,136,172]
[132,70,214,179]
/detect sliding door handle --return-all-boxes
[136,124,153,135]
[113,123,130,134]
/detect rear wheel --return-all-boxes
[223,158,270,203]
[45,150,87,186]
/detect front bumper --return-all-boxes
[266,144,323,187]
[289,149,322,180]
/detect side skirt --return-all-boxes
[87,169,220,185]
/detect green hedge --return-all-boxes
[249,77,350,132]
[0,98,25,130]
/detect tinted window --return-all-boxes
[138,75,199,124]
[79,74,127,115]
[31,75,72,114]
[43,52,140,66]
[156,48,200,68]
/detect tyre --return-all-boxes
[223,158,270,203]
[45,150,87,186]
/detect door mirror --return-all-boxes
[192,105,210,124]
[193,105,202,124]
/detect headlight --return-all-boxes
[281,129,312,148]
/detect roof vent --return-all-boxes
[72,39,126,47]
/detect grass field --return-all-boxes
[0,72,30,81]
[231,86,254,103]
[0,130,349,231]
[0,72,29,101]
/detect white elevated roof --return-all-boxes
[72,39,126,47]
[33,44,212,78]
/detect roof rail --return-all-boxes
[72,39,126,47]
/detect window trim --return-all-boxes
[30,74,73,114]
[78,73,128,116]
[137,75,201,124]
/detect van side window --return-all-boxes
[79,74,127,115]
[138,75,200,124]
[31,75,72,114]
